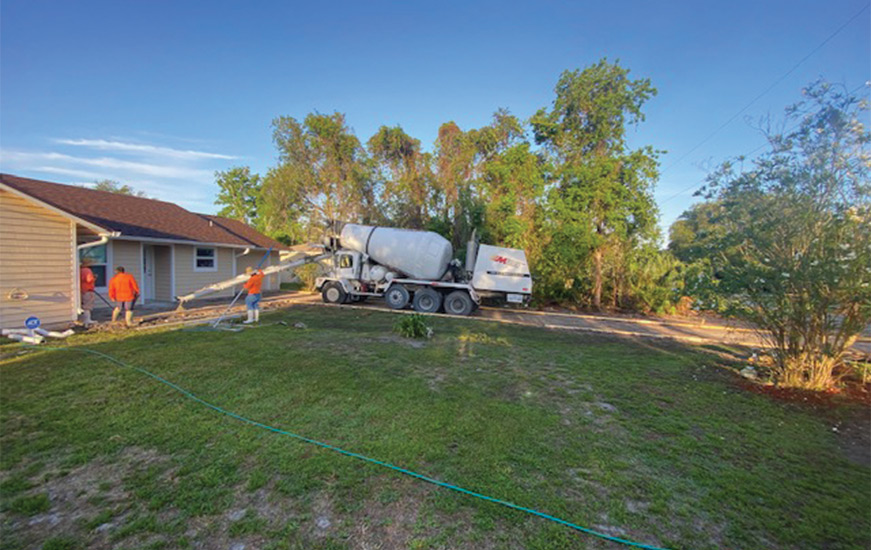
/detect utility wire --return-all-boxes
[658,82,869,206]
[659,2,870,179]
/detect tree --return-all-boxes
[478,142,546,257]
[93,179,148,197]
[432,121,476,244]
[367,125,431,228]
[692,81,870,390]
[269,112,375,232]
[668,201,726,263]
[214,166,260,224]
[531,59,660,308]
[256,164,309,245]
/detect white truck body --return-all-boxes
[471,244,533,300]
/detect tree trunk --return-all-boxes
[592,247,603,310]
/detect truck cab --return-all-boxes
[333,250,361,280]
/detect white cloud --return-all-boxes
[30,165,110,181]
[0,136,240,214]
[54,138,237,161]
[2,150,213,180]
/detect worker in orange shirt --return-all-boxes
[242,266,265,324]
[79,258,97,327]
[108,266,140,327]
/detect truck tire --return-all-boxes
[443,290,474,316]
[384,285,410,309]
[322,282,346,304]
[413,288,442,313]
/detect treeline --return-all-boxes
[217,59,683,312]
[216,66,870,390]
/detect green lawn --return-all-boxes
[1,306,868,550]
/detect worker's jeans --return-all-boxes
[245,293,261,310]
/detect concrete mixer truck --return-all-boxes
[315,222,532,315]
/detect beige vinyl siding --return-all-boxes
[235,250,281,291]
[111,240,142,284]
[174,245,235,298]
[153,246,172,301]
[0,189,75,328]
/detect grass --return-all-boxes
[0,305,868,549]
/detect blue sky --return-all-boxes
[2,0,868,238]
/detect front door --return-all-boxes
[142,245,156,302]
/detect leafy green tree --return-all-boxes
[621,245,684,314]
[668,201,726,263]
[431,121,476,244]
[93,179,148,197]
[478,142,546,260]
[692,81,870,390]
[256,164,308,245]
[531,59,660,308]
[367,125,431,228]
[214,166,260,224]
[270,112,375,231]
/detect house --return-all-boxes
[0,174,287,329]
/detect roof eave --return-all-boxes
[110,234,277,250]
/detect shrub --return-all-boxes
[394,314,432,339]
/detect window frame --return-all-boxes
[79,243,109,290]
[193,246,218,272]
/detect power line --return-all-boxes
[658,2,870,179]
[658,83,868,206]
[656,2,870,207]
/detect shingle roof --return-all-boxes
[199,214,288,251]
[1,173,287,250]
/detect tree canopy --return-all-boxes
[213,59,665,309]
[214,167,260,224]
[92,179,148,198]
[677,81,870,389]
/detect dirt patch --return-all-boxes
[0,446,169,550]
[738,379,871,407]
[834,410,871,468]
[348,477,509,550]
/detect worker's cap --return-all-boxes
[245,266,254,274]
[81,257,92,266]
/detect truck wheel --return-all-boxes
[413,288,442,313]
[322,282,346,304]
[444,290,474,316]
[384,285,410,309]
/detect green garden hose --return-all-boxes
[31,345,669,550]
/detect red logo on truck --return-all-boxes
[491,255,524,269]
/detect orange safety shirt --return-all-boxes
[109,272,140,301]
[80,266,97,293]
[243,271,264,294]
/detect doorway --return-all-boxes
[142,245,156,302]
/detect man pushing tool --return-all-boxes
[109,266,140,327]
[242,266,265,324]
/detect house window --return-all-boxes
[194,247,218,272]
[79,244,108,288]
